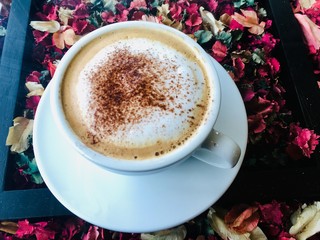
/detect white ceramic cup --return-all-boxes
[50,21,241,174]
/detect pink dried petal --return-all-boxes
[295,13,320,50]
[101,11,116,23]
[82,226,100,240]
[170,3,183,21]
[207,0,218,12]
[185,13,202,27]
[229,19,244,30]
[129,0,147,10]
[186,3,199,15]
[16,220,34,237]
[267,57,280,74]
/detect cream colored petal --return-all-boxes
[200,7,225,36]
[300,0,316,9]
[26,89,44,97]
[250,227,267,240]
[58,7,74,26]
[170,21,183,31]
[141,15,161,23]
[53,31,65,49]
[30,20,60,33]
[63,28,77,46]
[207,208,250,240]
[6,117,33,153]
[25,82,44,92]
[141,225,187,240]
[289,202,319,235]
[157,3,170,17]
[296,211,320,240]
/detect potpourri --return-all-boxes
[1,0,320,239]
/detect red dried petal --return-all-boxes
[229,19,244,30]
[73,3,90,19]
[248,114,266,133]
[259,201,283,225]
[26,71,42,83]
[211,41,227,62]
[33,30,50,45]
[185,13,202,27]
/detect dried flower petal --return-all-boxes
[52,27,78,49]
[289,202,320,235]
[211,40,227,62]
[295,13,320,51]
[30,20,60,33]
[26,82,44,97]
[16,220,56,239]
[232,10,265,35]
[129,0,147,10]
[300,0,316,9]
[141,225,187,240]
[225,204,260,234]
[207,208,251,240]
[0,221,18,235]
[6,117,33,153]
[200,7,225,35]
[58,7,74,25]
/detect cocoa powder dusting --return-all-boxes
[86,47,170,143]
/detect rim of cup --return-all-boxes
[50,21,221,173]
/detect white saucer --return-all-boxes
[33,58,248,233]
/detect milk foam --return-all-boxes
[76,38,209,153]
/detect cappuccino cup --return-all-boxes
[50,21,241,173]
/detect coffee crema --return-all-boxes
[61,27,213,160]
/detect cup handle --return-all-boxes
[192,130,241,169]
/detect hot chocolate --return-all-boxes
[61,26,213,160]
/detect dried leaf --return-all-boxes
[0,221,18,235]
[30,20,60,33]
[232,10,265,35]
[199,7,225,35]
[6,117,33,153]
[141,225,187,240]
[194,30,213,44]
